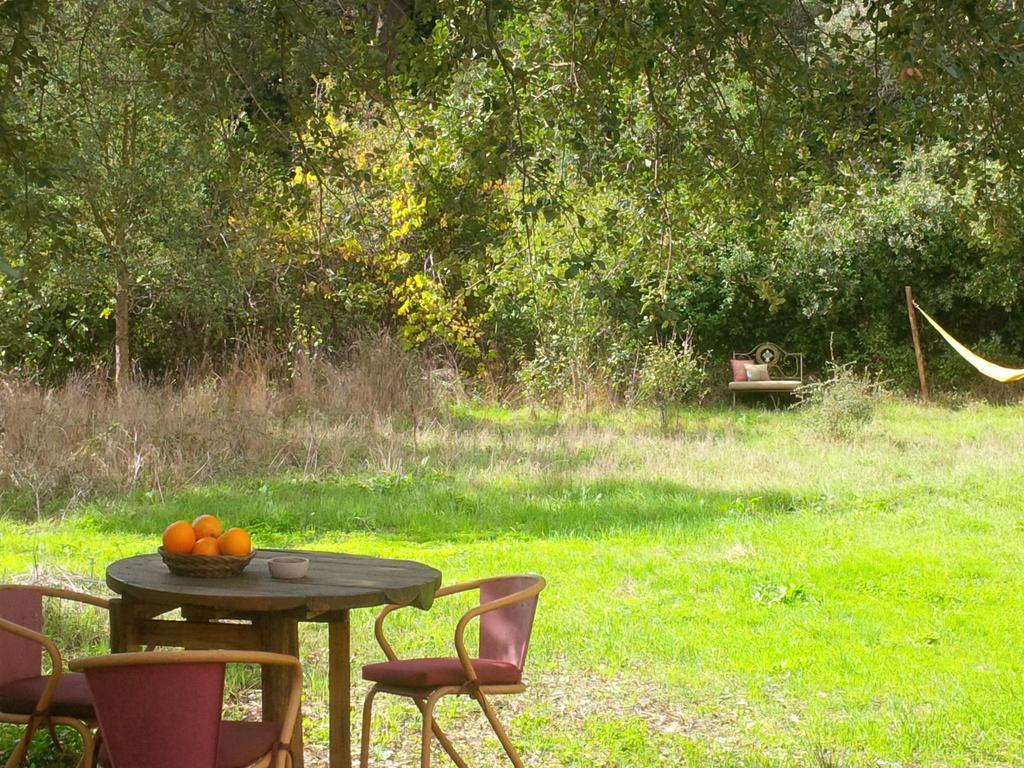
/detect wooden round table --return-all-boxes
[107,549,441,768]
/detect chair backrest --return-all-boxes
[83,660,225,768]
[0,587,43,686]
[478,576,543,671]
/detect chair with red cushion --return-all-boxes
[68,650,302,768]
[1,585,109,768]
[360,575,545,768]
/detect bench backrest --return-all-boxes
[732,342,803,382]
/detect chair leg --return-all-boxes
[474,691,525,768]
[66,722,96,768]
[3,745,26,768]
[420,691,445,768]
[79,731,96,768]
[412,699,470,768]
[84,729,103,768]
[5,717,38,768]
[46,720,64,753]
[360,684,379,768]
[4,741,27,768]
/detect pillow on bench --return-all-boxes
[744,363,771,381]
[729,359,749,382]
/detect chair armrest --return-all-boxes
[453,577,545,684]
[373,579,488,661]
[373,604,408,662]
[0,616,63,714]
[434,579,489,599]
[37,586,110,611]
[1,585,110,611]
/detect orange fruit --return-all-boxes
[218,527,252,556]
[192,514,223,540]
[192,536,221,556]
[162,521,196,554]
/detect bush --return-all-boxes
[516,336,608,408]
[634,341,708,429]
[796,363,882,439]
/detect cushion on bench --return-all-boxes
[727,380,801,392]
[744,363,770,381]
[729,359,749,382]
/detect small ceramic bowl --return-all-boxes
[268,556,310,580]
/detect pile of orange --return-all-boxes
[161,515,253,557]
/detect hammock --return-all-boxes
[914,303,1024,383]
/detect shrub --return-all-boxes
[796,362,882,440]
[633,341,708,429]
[516,338,608,408]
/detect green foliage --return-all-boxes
[634,341,708,428]
[3,1,1024,394]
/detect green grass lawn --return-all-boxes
[3,402,1024,766]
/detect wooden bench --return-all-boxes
[728,342,804,406]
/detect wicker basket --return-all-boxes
[158,548,256,578]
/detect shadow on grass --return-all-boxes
[73,475,805,542]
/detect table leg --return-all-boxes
[329,611,352,768]
[261,616,304,768]
[108,598,142,653]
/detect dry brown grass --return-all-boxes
[7,334,996,527]
[0,336,450,517]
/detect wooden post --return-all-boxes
[905,285,929,402]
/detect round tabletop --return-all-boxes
[107,549,441,615]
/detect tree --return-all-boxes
[3,0,211,389]
[4,0,1024,390]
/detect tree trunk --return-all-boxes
[114,275,130,397]
[373,0,413,73]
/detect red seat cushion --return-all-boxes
[0,672,94,720]
[362,657,521,688]
[98,720,283,768]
